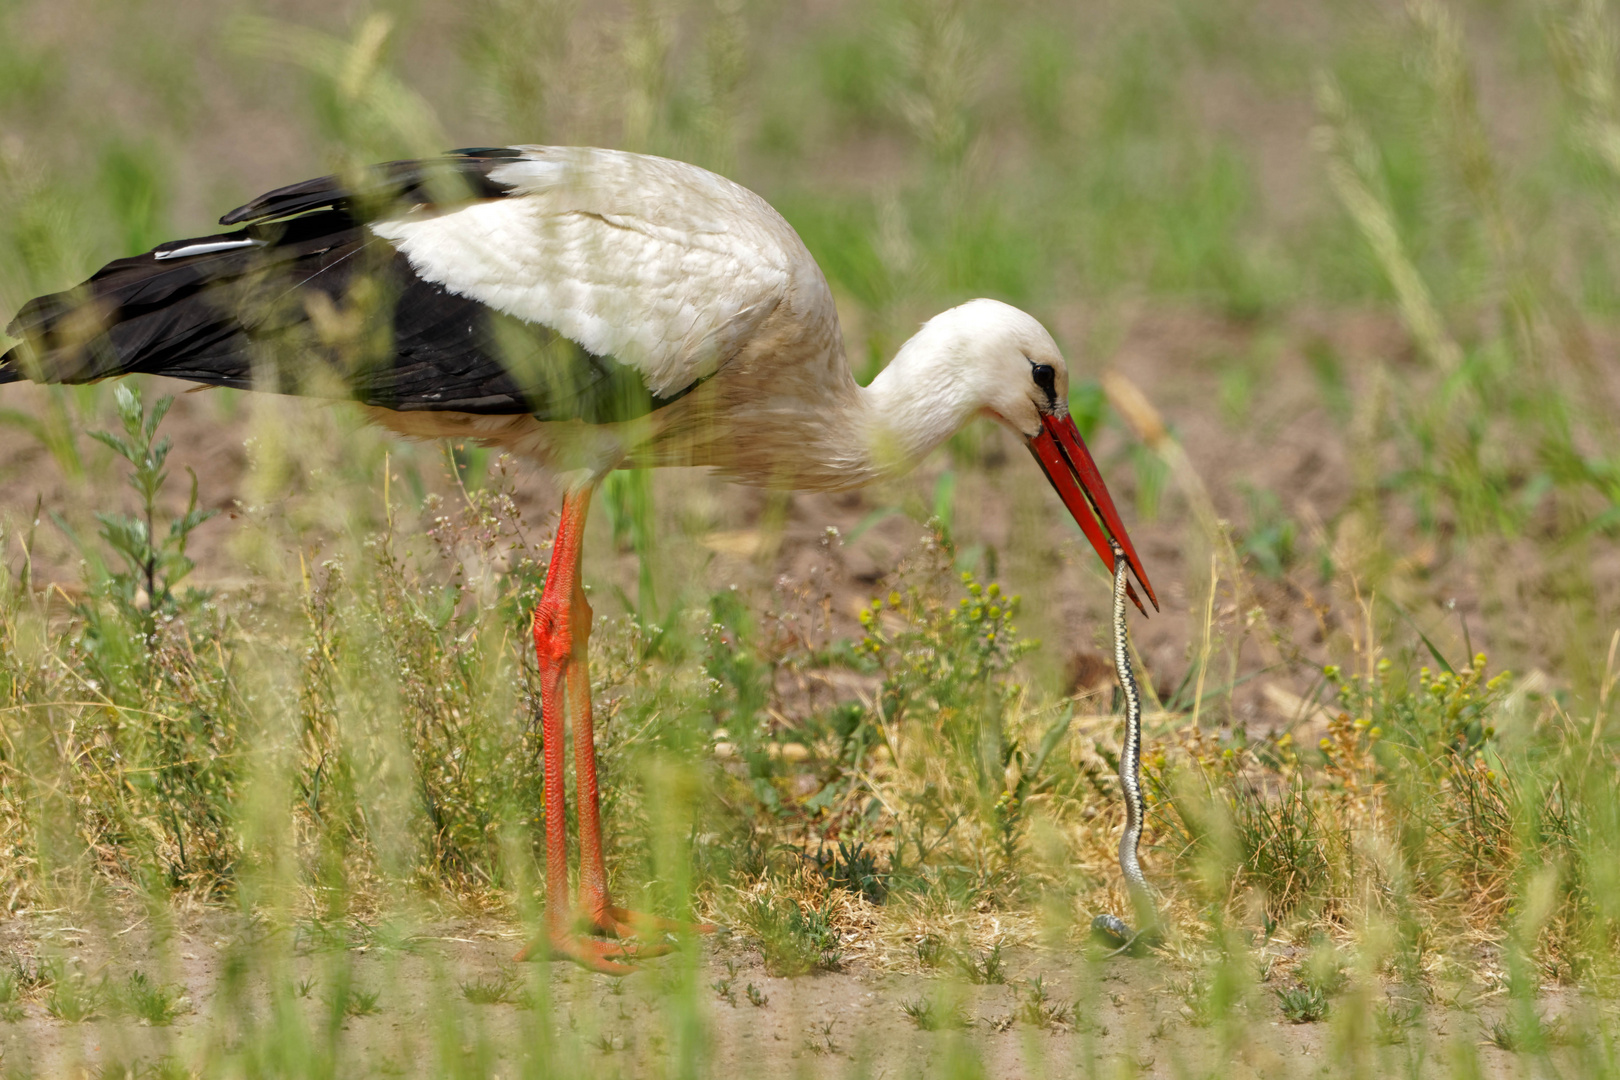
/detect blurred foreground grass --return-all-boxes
[2,0,1620,1076]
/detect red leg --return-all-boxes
[513,486,638,973]
[514,484,712,973]
[569,593,716,941]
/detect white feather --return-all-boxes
[154,238,263,260]
[369,147,804,398]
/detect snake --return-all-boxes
[1089,540,1160,957]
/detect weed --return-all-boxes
[954,943,1007,985]
[710,977,737,1007]
[1174,978,1218,1028]
[346,988,382,1017]
[804,1019,838,1056]
[324,985,382,1019]
[45,973,101,1023]
[460,969,528,1007]
[1275,984,1330,1024]
[914,934,947,969]
[1015,975,1074,1030]
[745,982,768,1007]
[1486,1013,1576,1053]
[115,971,189,1026]
[1485,1019,1520,1052]
[81,384,217,620]
[0,966,20,1023]
[1376,998,1422,1045]
[743,899,842,977]
[902,996,968,1031]
[815,839,888,904]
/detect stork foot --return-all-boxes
[585,904,720,940]
[513,931,670,974]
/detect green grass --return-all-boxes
[458,968,529,1007]
[1,0,1620,1076]
[116,971,190,1026]
[1275,984,1330,1025]
[741,897,843,977]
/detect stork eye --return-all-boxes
[1031,363,1057,400]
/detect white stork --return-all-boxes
[1,145,1158,972]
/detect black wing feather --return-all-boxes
[219,147,526,226]
[2,151,692,423]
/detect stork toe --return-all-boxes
[589,905,719,940]
[513,931,660,975]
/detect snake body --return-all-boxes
[1090,541,1158,955]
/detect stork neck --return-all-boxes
[853,333,986,479]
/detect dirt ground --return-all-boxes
[0,907,1579,1079]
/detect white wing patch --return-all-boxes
[369,148,793,398]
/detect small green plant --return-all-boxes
[325,985,382,1018]
[902,996,968,1031]
[116,971,189,1025]
[460,969,527,1007]
[45,972,101,1022]
[914,934,947,969]
[82,384,216,620]
[1237,485,1299,579]
[816,840,888,904]
[1486,1018,1521,1052]
[804,1019,838,1056]
[0,966,22,1022]
[745,982,768,1007]
[4,952,58,1013]
[859,565,1037,828]
[744,899,842,976]
[1376,998,1422,1045]
[954,943,1006,985]
[1486,1012,1574,1053]
[1275,984,1330,1024]
[1016,975,1074,1030]
[1173,978,1217,1028]
[345,988,382,1017]
[710,976,737,1007]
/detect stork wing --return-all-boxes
[4,147,807,423]
[367,146,798,400]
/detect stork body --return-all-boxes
[2,146,1157,972]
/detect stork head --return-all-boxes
[900,299,1158,612]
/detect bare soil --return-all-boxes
[0,908,1576,1079]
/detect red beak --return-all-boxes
[1028,414,1158,615]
